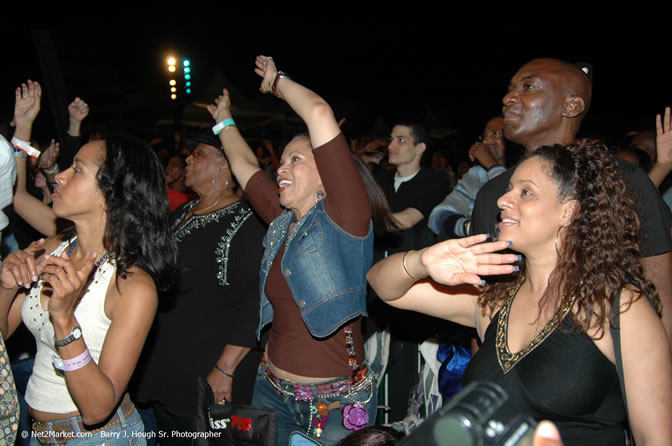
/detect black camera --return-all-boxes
[397,381,537,446]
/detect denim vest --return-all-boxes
[257,200,373,339]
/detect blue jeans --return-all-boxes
[28,407,147,445]
[252,361,377,446]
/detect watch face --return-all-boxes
[73,327,82,338]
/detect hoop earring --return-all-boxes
[555,226,563,256]
[210,165,229,193]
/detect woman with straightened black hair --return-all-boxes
[0,81,177,444]
[207,56,398,446]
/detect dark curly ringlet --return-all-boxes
[61,135,178,290]
[480,141,661,337]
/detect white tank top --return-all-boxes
[22,239,114,413]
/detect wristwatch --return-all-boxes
[54,326,82,348]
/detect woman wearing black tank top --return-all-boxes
[368,141,672,444]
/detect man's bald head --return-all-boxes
[502,58,593,152]
[531,58,592,111]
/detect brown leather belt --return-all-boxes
[31,393,135,444]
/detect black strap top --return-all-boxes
[463,287,627,445]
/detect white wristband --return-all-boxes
[52,349,92,372]
[212,119,236,136]
[10,137,41,159]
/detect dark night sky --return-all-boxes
[1,21,669,158]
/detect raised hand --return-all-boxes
[14,80,42,129]
[655,107,672,169]
[0,239,47,290]
[38,139,60,171]
[207,88,233,123]
[68,97,90,123]
[42,251,97,319]
[420,234,518,286]
[254,55,279,94]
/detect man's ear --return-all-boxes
[562,96,586,118]
[415,142,427,156]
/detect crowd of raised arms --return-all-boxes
[0,55,670,446]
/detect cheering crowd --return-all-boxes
[0,54,670,446]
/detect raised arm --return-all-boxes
[255,55,341,148]
[207,89,261,190]
[367,234,518,328]
[649,107,672,188]
[67,97,89,138]
[12,80,58,236]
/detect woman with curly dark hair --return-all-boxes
[367,141,672,444]
[0,134,177,444]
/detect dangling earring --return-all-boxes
[315,189,326,203]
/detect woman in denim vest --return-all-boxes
[207,56,396,446]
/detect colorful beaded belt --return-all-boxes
[262,356,371,403]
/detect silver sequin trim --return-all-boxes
[172,200,252,286]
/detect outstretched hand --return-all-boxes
[655,107,672,169]
[207,88,233,124]
[420,234,518,286]
[42,251,97,319]
[254,55,278,94]
[0,239,47,290]
[14,80,42,128]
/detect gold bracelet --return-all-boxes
[402,250,418,280]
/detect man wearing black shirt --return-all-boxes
[470,58,672,343]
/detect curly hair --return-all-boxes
[479,141,661,337]
[62,134,178,290]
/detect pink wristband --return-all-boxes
[52,349,92,372]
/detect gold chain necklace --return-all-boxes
[193,197,221,215]
[495,277,576,374]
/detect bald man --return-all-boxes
[471,58,672,342]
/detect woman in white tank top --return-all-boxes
[0,126,176,445]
